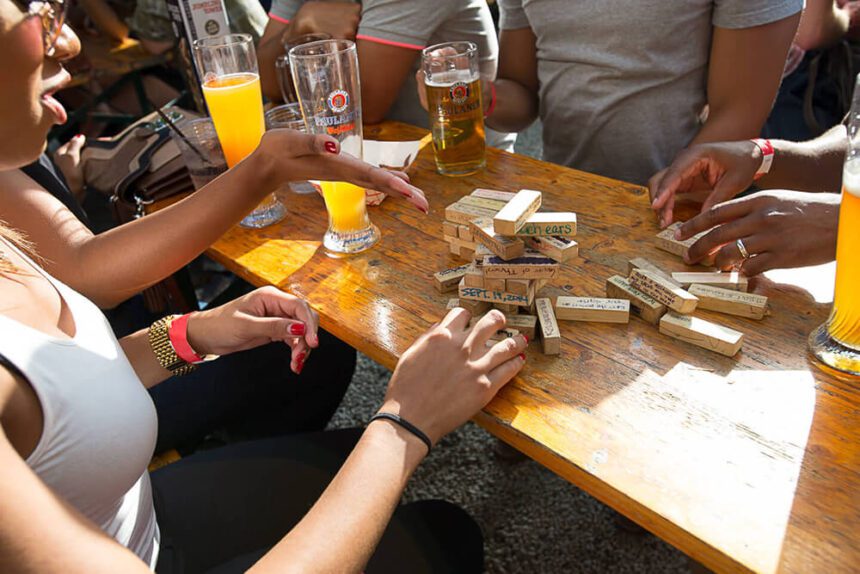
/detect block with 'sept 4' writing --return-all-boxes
[458,279,535,307]
[629,269,698,314]
[555,297,630,324]
[514,212,577,237]
[493,189,542,235]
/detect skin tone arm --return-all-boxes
[0,130,428,309]
[690,14,801,146]
[482,27,539,133]
[357,40,421,124]
[795,0,850,50]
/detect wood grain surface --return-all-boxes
[170,122,859,574]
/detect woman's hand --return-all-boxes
[378,309,527,445]
[676,190,840,275]
[649,141,763,228]
[254,129,429,214]
[185,286,320,374]
[52,134,86,200]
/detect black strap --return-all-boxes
[369,412,433,453]
[0,352,30,385]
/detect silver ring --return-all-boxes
[736,238,750,260]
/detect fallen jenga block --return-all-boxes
[514,212,577,237]
[482,253,559,279]
[506,279,531,296]
[526,236,579,263]
[659,312,744,357]
[493,189,542,235]
[442,221,459,238]
[460,298,491,315]
[504,314,537,340]
[671,272,749,292]
[471,188,517,202]
[535,298,560,355]
[459,195,508,212]
[457,224,473,242]
[655,222,715,266]
[629,269,698,314]
[687,284,768,320]
[555,297,630,324]
[445,201,498,225]
[434,264,471,293]
[459,279,535,307]
[446,298,460,310]
[469,217,526,261]
[484,277,506,291]
[627,257,680,287]
[605,275,667,325]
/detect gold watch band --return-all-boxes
[148,315,196,376]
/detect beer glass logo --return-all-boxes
[449,82,470,104]
[327,90,350,113]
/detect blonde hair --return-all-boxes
[0,221,34,274]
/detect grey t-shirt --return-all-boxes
[270,0,498,129]
[499,0,803,184]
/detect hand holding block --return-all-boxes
[688,284,768,319]
[655,222,715,266]
[605,275,667,325]
[482,253,560,279]
[514,212,577,237]
[434,264,471,293]
[555,297,630,324]
[659,312,744,357]
[629,269,698,314]
[536,298,560,355]
[526,236,579,263]
[493,189,542,235]
[471,188,517,202]
[469,217,526,261]
[671,272,749,292]
[504,314,537,340]
[627,257,681,286]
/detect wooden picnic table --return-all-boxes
[192,121,859,573]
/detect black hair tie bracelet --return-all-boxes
[369,412,433,454]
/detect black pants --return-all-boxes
[151,429,484,574]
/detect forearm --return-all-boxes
[691,107,769,147]
[259,22,292,102]
[484,79,539,133]
[761,124,847,192]
[796,2,850,50]
[251,421,426,574]
[119,329,172,388]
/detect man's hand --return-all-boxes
[649,141,763,228]
[675,190,840,275]
[288,1,361,40]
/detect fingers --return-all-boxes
[439,308,471,332]
[328,153,430,214]
[699,171,747,214]
[480,334,528,371]
[485,353,526,394]
[685,212,757,265]
[711,234,767,270]
[253,287,320,348]
[56,134,85,158]
[677,195,758,241]
[740,252,777,276]
[651,153,707,213]
[290,342,311,374]
[464,310,507,350]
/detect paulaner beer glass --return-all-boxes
[809,77,860,378]
[193,34,286,228]
[289,39,380,255]
[422,41,486,176]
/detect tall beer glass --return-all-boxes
[809,78,860,377]
[193,34,286,228]
[422,41,486,176]
[289,39,380,255]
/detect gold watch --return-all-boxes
[148,315,196,376]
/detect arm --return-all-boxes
[691,13,801,146]
[357,39,420,124]
[483,27,540,133]
[795,0,850,50]
[0,130,428,308]
[258,18,291,103]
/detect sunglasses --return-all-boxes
[15,0,67,55]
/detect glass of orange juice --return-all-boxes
[193,34,287,229]
[289,39,380,255]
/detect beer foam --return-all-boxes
[843,160,860,198]
[425,69,478,87]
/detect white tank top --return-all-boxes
[0,245,160,568]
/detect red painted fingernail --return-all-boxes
[523,335,529,344]
[324,141,337,153]
[295,352,307,373]
[75,133,84,138]
[519,353,527,361]
[289,323,306,336]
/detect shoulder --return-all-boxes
[712,0,803,29]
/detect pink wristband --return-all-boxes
[167,313,205,364]
[484,80,497,118]
[750,138,774,180]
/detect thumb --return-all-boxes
[275,129,339,158]
[241,315,307,343]
[66,134,86,158]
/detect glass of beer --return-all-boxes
[422,41,486,176]
[193,34,287,228]
[809,80,860,378]
[289,39,380,256]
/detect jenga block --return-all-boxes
[506,279,531,296]
[671,272,749,292]
[460,248,475,260]
[457,224,473,242]
[460,298,491,315]
[628,257,681,287]
[434,264,471,293]
[656,222,715,266]
[504,314,537,340]
[484,277,506,291]
[482,253,559,279]
[535,298,560,355]
[463,263,484,288]
[493,189,542,235]
[687,284,768,320]
[458,279,535,307]
[659,312,744,357]
[458,195,508,212]
[555,297,630,324]
[442,221,459,238]
[445,201,498,225]
[446,298,460,310]
[605,275,667,325]
[469,217,526,261]
[445,236,477,251]
[448,242,461,256]
[525,236,579,263]
[494,303,519,314]
[514,212,577,237]
[629,269,698,314]
[471,188,518,202]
